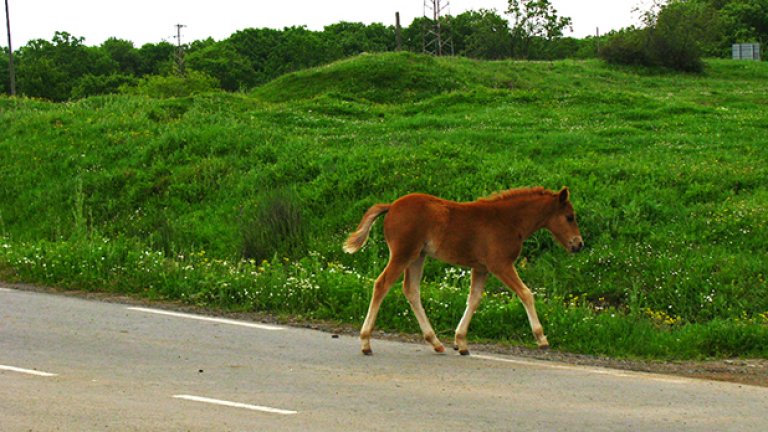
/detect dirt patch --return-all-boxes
[5,281,767,388]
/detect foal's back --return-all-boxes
[382,193,524,269]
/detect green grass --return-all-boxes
[1,52,767,359]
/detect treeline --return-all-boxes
[600,0,768,72]
[0,9,597,101]
[2,1,766,100]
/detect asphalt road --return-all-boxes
[2,286,767,431]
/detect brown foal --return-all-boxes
[344,186,584,355]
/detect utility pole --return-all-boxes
[595,27,600,55]
[395,12,402,51]
[4,0,15,95]
[173,24,186,76]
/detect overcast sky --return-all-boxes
[3,1,648,48]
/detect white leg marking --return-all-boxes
[455,270,488,352]
[403,257,443,350]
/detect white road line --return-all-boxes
[0,287,12,292]
[0,365,58,377]
[127,307,283,331]
[472,354,690,384]
[173,394,298,415]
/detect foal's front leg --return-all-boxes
[492,266,549,349]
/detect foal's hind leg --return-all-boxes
[493,266,549,349]
[402,256,445,353]
[360,258,409,355]
[454,269,488,355]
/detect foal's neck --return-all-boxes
[499,195,555,238]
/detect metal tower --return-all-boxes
[423,0,453,56]
[173,24,187,76]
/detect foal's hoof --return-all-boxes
[538,344,550,351]
[362,348,373,356]
[459,349,470,356]
[434,345,446,353]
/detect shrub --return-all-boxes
[600,2,716,73]
[122,70,220,98]
[71,73,138,99]
[599,28,651,67]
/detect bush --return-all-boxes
[599,28,651,67]
[600,2,716,73]
[123,70,220,98]
[71,73,138,99]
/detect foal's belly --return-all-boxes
[423,238,485,270]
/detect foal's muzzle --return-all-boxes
[569,237,585,253]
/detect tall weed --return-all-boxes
[239,189,306,262]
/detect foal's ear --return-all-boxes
[558,187,570,204]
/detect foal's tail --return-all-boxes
[343,204,390,254]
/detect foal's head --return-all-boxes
[546,187,584,253]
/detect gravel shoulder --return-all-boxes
[5,281,766,388]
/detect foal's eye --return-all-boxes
[566,214,575,223]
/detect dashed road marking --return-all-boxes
[0,364,58,377]
[173,394,298,415]
[127,307,283,331]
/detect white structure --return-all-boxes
[732,43,761,61]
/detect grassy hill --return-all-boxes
[1,52,767,359]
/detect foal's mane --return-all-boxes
[479,186,553,202]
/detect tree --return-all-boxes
[0,47,8,94]
[361,22,397,52]
[649,0,768,57]
[323,22,395,57]
[400,16,434,53]
[648,1,715,71]
[102,38,141,75]
[228,27,285,85]
[268,26,337,76]
[15,32,116,100]
[186,41,254,91]
[136,41,175,76]
[717,0,768,49]
[507,0,573,59]
[449,10,513,59]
